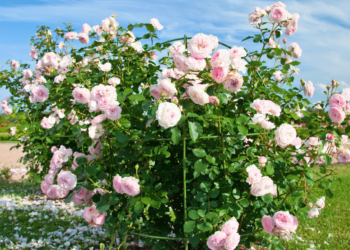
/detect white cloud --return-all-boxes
[316,83,328,92]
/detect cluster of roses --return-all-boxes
[250,99,281,131]
[249,2,299,36]
[1,98,12,115]
[262,211,298,236]
[112,174,141,197]
[206,217,241,250]
[307,196,326,218]
[41,105,66,129]
[328,93,350,124]
[246,164,277,197]
[41,146,77,199]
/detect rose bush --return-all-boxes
[0,3,348,249]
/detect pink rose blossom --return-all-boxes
[186,56,207,71]
[41,181,51,194]
[10,169,18,175]
[19,169,27,176]
[326,133,335,141]
[74,187,88,200]
[150,18,163,30]
[209,34,219,51]
[113,174,125,194]
[72,87,91,104]
[173,53,188,73]
[187,86,210,106]
[44,174,55,185]
[329,94,346,108]
[108,77,120,86]
[262,215,275,234]
[97,97,111,111]
[221,217,239,236]
[211,49,230,68]
[290,215,298,232]
[329,107,345,124]
[270,6,287,23]
[83,207,98,222]
[23,69,32,78]
[224,233,240,250]
[308,208,319,218]
[92,211,107,226]
[150,85,162,99]
[81,23,92,34]
[338,149,350,162]
[212,66,229,83]
[31,85,49,103]
[273,71,283,82]
[223,71,244,92]
[209,96,220,106]
[77,33,89,44]
[231,58,247,73]
[29,49,38,59]
[120,31,135,45]
[251,176,274,196]
[259,156,267,166]
[105,103,122,120]
[46,185,69,199]
[291,137,302,148]
[156,102,182,129]
[316,196,325,209]
[121,176,140,196]
[246,168,262,185]
[274,124,297,148]
[304,81,315,97]
[57,170,77,190]
[207,231,227,249]
[11,60,20,70]
[98,62,112,72]
[249,12,261,25]
[158,78,177,98]
[41,116,55,129]
[288,42,302,58]
[188,33,213,59]
[64,32,78,40]
[88,124,105,139]
[229,46,247,59]
[91,114,107,125]
[273,211,294,230]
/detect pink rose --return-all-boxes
[31,85,49,102]
[173,53,188,72]
[188,33,213,59]
[97,97,111,111]
[10,169,18,175]
[224,233,240,250]
[150,85,162,99]
[304,81,315,97]
[250,99,270,114]
[251,176,274,197]
[77,33,89,44]
[72,87,91,104]
[221,217,239,236]
[186,56,207,71]
[291,137,302,148]
[46,185,69,199]
[288,42,302,58]
[120,31,135,45]
[273,71,283,82]
[64,32,78,40]
[212,66,229,83]
[88,140,103,158]
[273,211,294,230]
[211,49,230,68]
[316,196,325,209]
[29,49,38,59]
[150,18,163,30]
[121,176,140,196]
[338,149,350,162]
[326,133,334,141]
[105,103,122,120]
[11,60,20,70]
[72,196,83,205]
[249,12,261,25]
[209,96,220,106]
[246,168,262,185]
[223,71,244,92]
[209,34,219,51]
[270,6,287,23]
[41,116,55,129]
[158,78,177,98]
[88,124,105,139]
[207,231,227,249]
[259,156,267,166]
[262,215,275,234]
[91,114,107,125]
[307,208,319,218]
[113,174,125,194]
[231,58,247,73]
[98,62,112,72]
[108,77,120,86]
[83,206,98,222]
[156,102,182,129]
[81,23,92,34]
[44,174,55,185]
[41,181,51,194]
[92,211,107,226]
[328,107,345,124]
[229,46,247,59]
[329,94,346,108]
[188,86,210,106]
[74,187,88,200]
[23,69,32,78]
[274,124,297,148]
[19,169,27,176]
[57,170,77,190]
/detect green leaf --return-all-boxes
[323,154,331,166]
[188,121,203,142]
[134,201,144,214]
[189,235,200,247]
[145,23,155,33]
[184,221,195,233]
[142,99,152,111]
[209,189,220,198]
[206,155,216,164]
[205,212,217,220]
[188,210,199,220]
[274,48,282,56]
[199,181,211,192]
[65,193,74,203]
[237,126,248,136]
[194,160,208,174]
[86,166,98,176]
[96,203,110,213]
[239,199,249,207]
[141,197,152,205]
[195,192,208,202]
[266,163,274,175]
[217,93,228,105]
[76,156,87,166]
[119,118,131,128]
[129,94,145,101]
[320,179,330,189]
[325,188,334,198]
[192,148,206,158]
[261,194,273,204]
[171,127,181,144]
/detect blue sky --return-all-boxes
[1,0,350,111]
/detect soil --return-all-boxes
[0,143,27,181]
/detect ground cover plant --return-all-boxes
[1,2,350,249]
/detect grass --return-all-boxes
[280,164,350,249]
[1,166,350,249]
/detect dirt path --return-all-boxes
[0,143,26,170]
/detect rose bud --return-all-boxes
[258,156,267,166]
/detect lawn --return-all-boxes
[0,165,349,250]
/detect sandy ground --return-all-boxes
[0,143,28,181]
